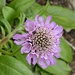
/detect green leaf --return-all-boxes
[18,13,26,25]
[9,0,34,14]
[44,59,71,75]
[0,0,6,10]
[35,65,53,75]
[0,55,33,75]
[0,18,11,34]
[40,70,53,75]
[25,2,75,29]
[25,2,47,19]
[15,52,30,68]
[2,6,16,22]
[0,26,5,37]
[46,5,75,29]
[60,37,73,63]
[11,43,30,68]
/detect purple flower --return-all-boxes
[13,15,63,68]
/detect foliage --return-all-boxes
[0,0,74,75]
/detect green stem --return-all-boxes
[0,13,25,56]
[0,46,21,56]
[0,25,21,46]
[0,49,12,55]
[38,1,49,15]
[11,46,21,56]
[0,13,25,46]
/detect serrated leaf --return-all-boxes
[0,55,33,75]
[2,6,16,22]
[60,37,73,63]
[9,0,34,14]
[44,59,71,75]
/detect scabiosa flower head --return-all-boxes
[13,14,63,68]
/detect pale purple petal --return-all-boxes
[13,34,29,45]
[45,16,52,25]
[13,34,22,39]
[38,16,44,26]
[54,26,63,35]
[26,53,37,65]
[46,22,56,31]
[26,53,32,64]
[56,39,60,45]
[22,33,29,39]
[53,45,61,53]
[54,53,60,58]
[21,42,32,54]
[50,58,56,65]
[26,19,35,32]
[32,55,37,65]
[35,14,39,24]
[49,55,56,65]
[50,22,56,29]
[14,40,23,45]
[35,15,44,27]
[57,33,63,38]
[38,58,47,68]
[45,59,50,66]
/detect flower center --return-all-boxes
[32,26,52,50]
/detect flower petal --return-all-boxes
[21,42,32,54]
[57,33,63,38]
[13,34,29,45]
[26,19,35,32]
[50,22,56,29]
[54,53,60,58]
[26,53,32,64]
[38,58,47,68]
[38,16,44,26]
[32,55,37,65]
[35,14,39,24]
[26,53,37,65]
[13,34,22,39]
[53,45,61,53]
[14,40,23,45]
[45,16,52,25]
[46,22,56,30]
[54,26,63,35]
[49,55,56,65]
[22,33,29,39]
[45,59,50,66]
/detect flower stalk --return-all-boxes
[0,46,21,56]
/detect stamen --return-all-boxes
[32,26,52,50]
